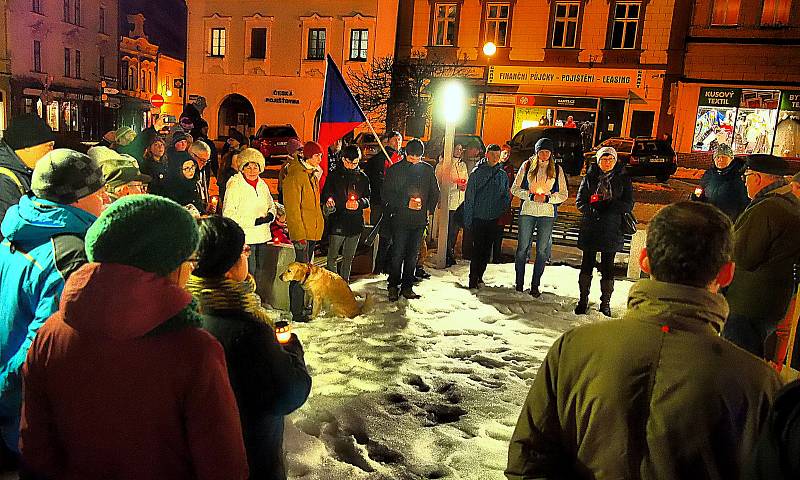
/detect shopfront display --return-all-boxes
[514,95,599,151]
[692,87,784,155]
[774,91,800,157]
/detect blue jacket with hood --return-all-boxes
[0,193,96,452]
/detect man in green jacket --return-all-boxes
[722,154,800,359]
[506,201,781,480]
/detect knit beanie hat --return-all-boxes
[406,138,424,157]
[3,113,56,150]
[535,137,555,154]
[114,127,136,147]
[595,146,618,162]
[303,141,323,159]
[89,147,152,189]
[235,148,266,172]
[85,194,199,276]
[149,136,166,148]
[32,149,106,204]
[714,143,734,160]
[193,216,246,278]
[171,131,189,147]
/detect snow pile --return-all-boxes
[284,262,632,479]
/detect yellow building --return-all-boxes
[397,0,689,148]
[118,14,158,131]
[156,54,185,122]
[186,0,399,140]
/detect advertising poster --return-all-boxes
[692,87,739,152]
[773,90,800,157]
[732,90,780,155]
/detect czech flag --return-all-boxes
[317,54,367,188]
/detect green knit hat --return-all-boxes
[85,194,199,276]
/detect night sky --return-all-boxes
[119,0,188,60]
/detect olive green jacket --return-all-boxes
[727,183,800,323]
[506,279,781,480]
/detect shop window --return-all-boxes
[610,2,641,49]
[712,0,740,25]
[128,66,137,91]
[75,50,81,79]
[32,0,41,13]
[73,0,80,26]
[99,6,106,33]
[485,3,510,47]
[350,29,368,61]
[761,0,791,25]
[250,28,267,59]
[63,0,70,22]
[433,3,458,46]
[307,28,326,60]
[46,101,60,131]
[210,28,226,57]
[64,48,71,77]
[33,41,42,73]
[551,2,580,48]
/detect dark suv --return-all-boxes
[507,126,584,175]
[584,137,677,182]
[253,124,300,164]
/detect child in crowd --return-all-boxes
[270,203,292,246]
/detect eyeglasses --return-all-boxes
[182,165,197,172]
[242,244,251,258]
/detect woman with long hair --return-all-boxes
[140,136,168,195]
[512,138,568,296]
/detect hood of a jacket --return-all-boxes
[625,279,728,334]
[60,262,194,340]
[0,194,97,251]
[0,141,31,177]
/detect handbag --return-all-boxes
[622,211,637,235]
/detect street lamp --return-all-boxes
[435,80,467,269]
[479,42,497,138]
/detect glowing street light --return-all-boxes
[436,80,467,269]
[483,41,497,57]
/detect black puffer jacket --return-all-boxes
[0,141,31,233]
[383,159,440,229]
[746,379,800,480]
[576,163,634,253]
[321,166,371,237]
[697,157,749,221]
[202,310,311,480]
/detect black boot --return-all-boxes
[388,286,400,302]
[401,286,421,299]
[575,273,592,315]
[530,285,541,298]
[599,278,614,317]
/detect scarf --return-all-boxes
[185,274,274,328]
[595,170,614,202]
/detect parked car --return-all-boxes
[252,124,300,164]
[354,132,381,157]
[507,126,584,175]
[584,137,677,182]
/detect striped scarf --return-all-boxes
[185,274,274,328]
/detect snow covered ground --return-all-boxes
[283,262,633,479]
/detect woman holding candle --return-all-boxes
[575,146,634,316]
[321,145,371,282]
[188,216,311,480]
[512,138,569,297]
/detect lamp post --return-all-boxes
[479,42,497,139]
[435,80,467,269]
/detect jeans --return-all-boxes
[327,234,360,282]
[447,210,462,262]
[470,218,502,284]
[246,242,270,303]
[514,215,555,288]
[388,225,424,290]
[290,240,316,320]
[722,313,777,359]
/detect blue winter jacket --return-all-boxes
[463,160,510,228]
[0,194,96,451]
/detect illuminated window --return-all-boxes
[210,28,226,57]
[350,29,368,61]
[761,0,791,25]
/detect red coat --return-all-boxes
[20,263,248,480]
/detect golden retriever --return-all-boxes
[279,262,361,318]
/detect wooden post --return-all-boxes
[435,120,455,269]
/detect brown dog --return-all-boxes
[279,262,361,318]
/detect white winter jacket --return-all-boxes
[511,160,568,217]
[435,159,469,211]
[222,173,276,245]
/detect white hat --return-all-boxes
[595,146,618,162]
[234,147,266,172]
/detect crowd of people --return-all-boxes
[1,108,800,479]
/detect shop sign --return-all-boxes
[516,95,598,109]
[490,66,642,87]
[699,87,741,108]
[265,89,300,105]
[780,90,800,111]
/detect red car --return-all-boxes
[252,124,300,164]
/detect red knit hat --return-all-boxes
[303,141,323,159]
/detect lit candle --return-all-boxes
[350,194,358,201]
[694,187,703,197]
[211,196,219,205]
[275,320,292,344]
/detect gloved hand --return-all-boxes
[254,213,275,226]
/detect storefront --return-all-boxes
[677,83,800,159]
[483,65,666,149]
[12,82,110,142]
